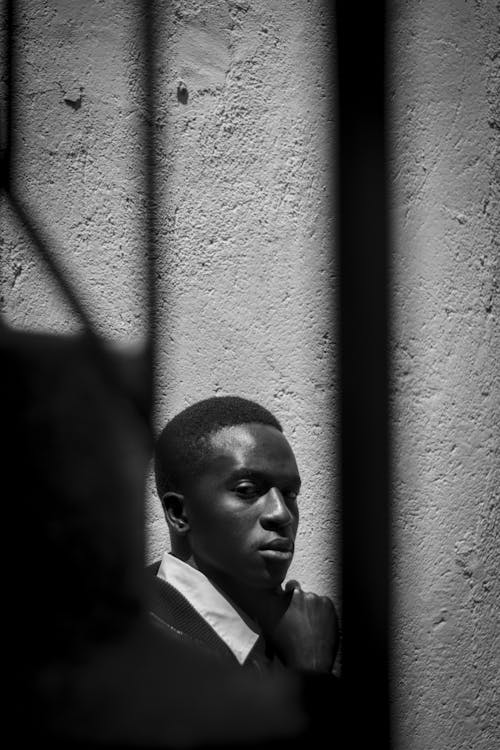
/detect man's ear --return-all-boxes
[161,492,190,535]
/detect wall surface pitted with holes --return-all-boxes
[1,0,338,601]
[1,1,498,748]
[390,3,499,748]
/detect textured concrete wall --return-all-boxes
[1,1,146,340]
[145,0,337,601]
[1,1,498,748]
[390,1,499,748]
[1,0,338,599]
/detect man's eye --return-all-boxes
[234,483,259,497]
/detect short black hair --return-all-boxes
[154,396,283,498]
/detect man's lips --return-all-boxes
[260,538,294,557]
[261,538,293,552]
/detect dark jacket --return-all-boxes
[146,562,343,747]
[146,560,279,673]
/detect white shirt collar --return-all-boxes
[156,552,260,665]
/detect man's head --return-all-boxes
[154,396,301,592]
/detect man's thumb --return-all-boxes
[284,579,301,594]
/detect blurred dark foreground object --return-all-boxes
[2,327,342,749]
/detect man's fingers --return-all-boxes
[284,579,301,593]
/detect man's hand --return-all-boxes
[260,581,340,673]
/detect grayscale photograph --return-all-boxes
[1,1,498,748]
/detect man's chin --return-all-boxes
[225,559,290,592]
[259,562,290,588]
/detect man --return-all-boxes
[149,395,340,675]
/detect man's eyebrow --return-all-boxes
[228,468,302,487]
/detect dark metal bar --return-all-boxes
[335,2,391,747]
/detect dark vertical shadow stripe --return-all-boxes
[335,3,391,746]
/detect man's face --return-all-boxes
[183,423,301,591]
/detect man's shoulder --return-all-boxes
[146,561,238,664]
[146,559,195,625]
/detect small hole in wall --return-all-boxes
[62,86,83,111]
[177,81,188,104]
[64,94,82,111]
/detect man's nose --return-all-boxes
[260,487,293,528]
